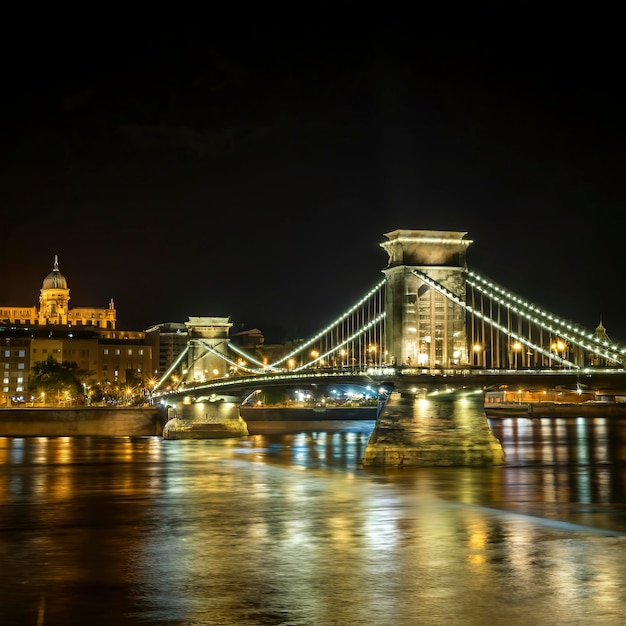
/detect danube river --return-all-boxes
[2,415,626,625]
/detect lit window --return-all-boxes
[128,349,132,356]
[103,349,109,355]
[18,363,24,369]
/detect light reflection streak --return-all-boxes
[576,417,589,456]
[2,434,626,624]
[593,418,609,464]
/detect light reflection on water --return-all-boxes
[2,416,626,625]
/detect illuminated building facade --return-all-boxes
[381,229,472,369]
[0,256,116,328]
[145,322,189,380]
[0,327,153,406]
[588,319,618,367]
[0,258,152,406]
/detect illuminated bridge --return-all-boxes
[154,229,626,466]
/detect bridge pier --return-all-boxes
[162,397,249,440]
[362,391,505,467]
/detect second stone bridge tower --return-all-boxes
[381,229,472,370]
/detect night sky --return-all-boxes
[1,9,624,343]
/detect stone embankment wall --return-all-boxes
[0,407,165,437]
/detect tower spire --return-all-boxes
[53,255,59,271]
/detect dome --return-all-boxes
[42,255,68,290]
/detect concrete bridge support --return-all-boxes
[362,391,505,467]
[162,397,249,440]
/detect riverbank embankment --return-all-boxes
[0,406,165,437]
[485,402,626,418]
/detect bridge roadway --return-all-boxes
[156,366,626,404]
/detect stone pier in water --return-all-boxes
[362,391,505,467]
[162,397,249,440]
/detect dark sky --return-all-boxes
[1,8,625,343]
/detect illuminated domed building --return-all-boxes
[0,255,116,328]
[0,257,154,406]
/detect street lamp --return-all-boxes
[82,382,90,406]
[550,340,567,366]
[557,340,567,364]
[368,345,377,365]
[146,378,157,405]
[526,351,533,369]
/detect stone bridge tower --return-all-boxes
[184,316,233,382]
[381,229,472,370]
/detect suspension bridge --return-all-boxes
[153,229,626,466]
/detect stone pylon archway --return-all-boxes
[380,229,472,370]
[184,316,233,383]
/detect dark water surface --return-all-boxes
[2,416,626,625]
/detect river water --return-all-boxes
[2,415,626,625]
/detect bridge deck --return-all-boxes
[156,368,626,404]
